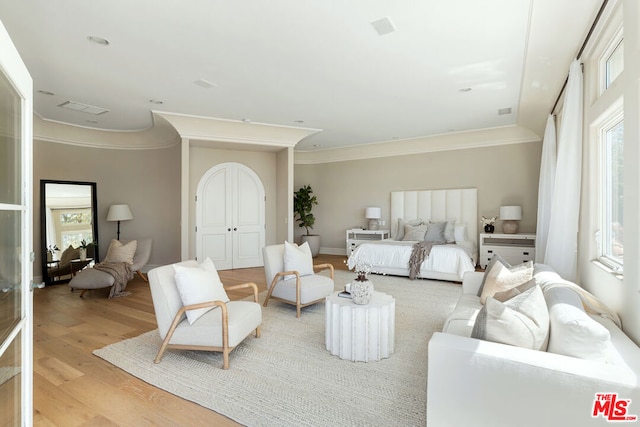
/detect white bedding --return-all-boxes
[347,239,476,282]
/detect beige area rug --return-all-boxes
[93,270,460,427]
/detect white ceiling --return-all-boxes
[0,0,601,151]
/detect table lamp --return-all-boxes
[365,207,381,230]
[500,205,522,234]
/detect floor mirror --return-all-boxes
[40,180,99,285]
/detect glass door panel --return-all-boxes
[0,64,21,205]
[0,210,22,343]
[0,18,33,426]
[0,332,21,426]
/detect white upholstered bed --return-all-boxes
[347,188,478,282]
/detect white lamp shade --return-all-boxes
[365,207,381,219]
[499,205,522,221]
[107,204,133,222]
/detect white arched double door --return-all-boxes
[196,162,265,270]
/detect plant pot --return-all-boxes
[351,279,374,304]
[300,235,321,257]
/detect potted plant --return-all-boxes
[294,184,321,257]
[46,244,60,263]
[78,239,96,261]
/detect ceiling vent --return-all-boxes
[371,17,395,36]
[193,79,217,89]
[498,107,512,115]
[58,100,109,115]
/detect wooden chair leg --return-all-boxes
[154,335,172,363]
[79,289,88,298]
[136,270,148,282]
[255,326,261,338]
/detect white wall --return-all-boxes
[33,140,181,276]
[294,140,542,254]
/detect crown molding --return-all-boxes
[33,114,180,150]
[154,111,322,149]
[294,125,541,164]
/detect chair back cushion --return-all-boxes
[130,238,152,271]
[263,244,286,289]
[149,260,199,338]
[174,258,229,324]
[283,241,314,280]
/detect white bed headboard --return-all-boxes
[390,188,478,246]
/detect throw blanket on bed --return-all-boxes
[408,241,446,280]
[94,262,134,298]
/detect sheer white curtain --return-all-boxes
[535,114,557,263]
[544,60,583,281]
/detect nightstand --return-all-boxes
[346,229,390,256]
[479,233,536,268]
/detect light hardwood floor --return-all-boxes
[32,254,349,426]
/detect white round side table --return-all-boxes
[325,291,395,362]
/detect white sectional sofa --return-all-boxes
[427,264,640,427]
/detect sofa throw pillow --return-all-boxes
[395,218,422,240]
[104,239,137,264]
[60,244,80,266]
[402,224,428,241]
[472,284,549,351]
[424,221,446,242]
[284,241,314,280]
[493,278,536,302]
[174,257,229,325]
[479,258,533,304]
[544,286,613,361]
[477,255,533,300]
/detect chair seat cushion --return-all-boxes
[167,301,262,348]
[272,274,334,304]
[68,268,115,290]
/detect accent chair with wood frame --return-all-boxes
[148,260,262,370]
[262,243,335,318]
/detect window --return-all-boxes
[52,208,93,248]
[605,39,623,89]
[599,118,624,271]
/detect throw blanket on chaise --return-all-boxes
[408,241,446,280]
[94,262,134,298]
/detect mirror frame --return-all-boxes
[40,179,99,285]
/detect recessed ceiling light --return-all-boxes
[459,88,472,92]
[87,36,110,46]
[294,120,304,124]
[38,90,55,96]
[149,99,163,105]
[313,144,321,148]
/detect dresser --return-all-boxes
[346,229,390,256]
[479,233,536,269]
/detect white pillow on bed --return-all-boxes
[403,224,428,241]
[395,218,422,240]
[454,224,468,242]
